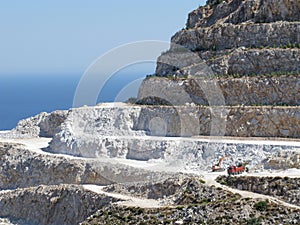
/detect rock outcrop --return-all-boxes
[103,175,202,200]
[0,110,68,139]
[0,185,118,225]
[172,22,300,53]
[172,0,300,55]
[0,142,173,190]
[140,73,300,106]
[187,0,300,28]
[138,0,300,109]
[263,150,300,170]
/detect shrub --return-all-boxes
[176,205,185,210]
[199,179,206,184]
[126,97,138,104]
[254,200,269,211]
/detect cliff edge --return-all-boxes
[139,0,300,107]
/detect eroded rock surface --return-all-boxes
[263,150,300,170]
[139,0,300,108]
[0,142,173,190]
[0,110,68,139]
[0,185,118,225]
[187,0,300,28]
[140,74,300,106]
[46,104,300,167]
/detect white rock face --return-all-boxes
[46,103,300,170]
[49,103,146,157]
[0,110,68,139]
[2,103,299,170]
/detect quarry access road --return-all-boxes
[202,172,300,210]
[83,185,163,208]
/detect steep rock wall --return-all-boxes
[187,0,300,28]
[141,0,300,109]
[139,76,300,106]
[156,48,300,77]
[135,105,300,138]
[172,22,300,52]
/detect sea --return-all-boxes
[0,70,148,130]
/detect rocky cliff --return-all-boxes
[0,1,300,224]
[187,0,300,28]
[138,0,300,109]
[139,75,300,106]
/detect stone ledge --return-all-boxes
[172,21,300,51]
[156,48,300,77]
[139,75,300,106]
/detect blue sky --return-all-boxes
[0,1,205,76]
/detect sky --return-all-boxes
[0,1,206,76]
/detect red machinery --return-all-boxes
[227,163,249,175]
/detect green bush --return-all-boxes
[126,97,138,104]
[199,179,206,184]
[254,200,269,211]
[176,205,185,210]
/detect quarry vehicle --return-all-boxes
[227,162,249,175]
[212,156,227,172]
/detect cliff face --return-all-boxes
[1,2,300,224]
[139,75,300,106]
[139,0,300,107]
[178,0,300,50]
[187,0,300,28]
[46,105,300,167]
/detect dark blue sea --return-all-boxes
[0,70,149,130]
